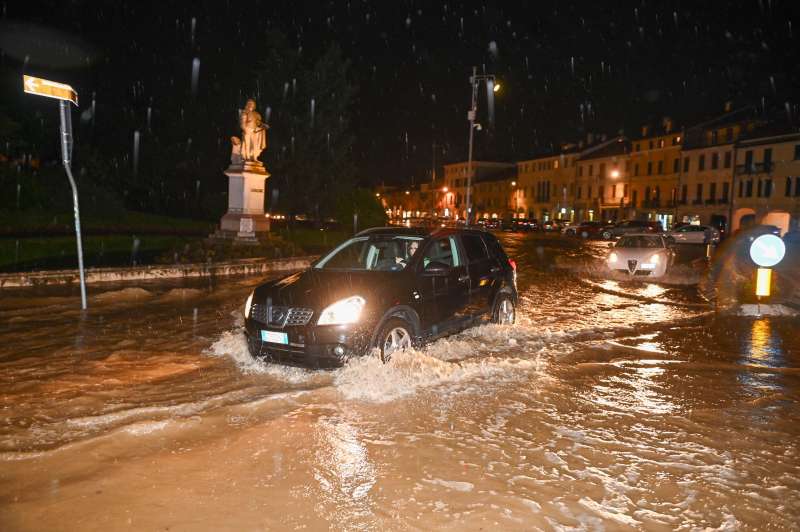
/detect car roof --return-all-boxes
[355,226,492,239]
[620,233,665,237]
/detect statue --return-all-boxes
[229,136,243,165]
[233,98,268,162]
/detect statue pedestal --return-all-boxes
[218,161,270,242]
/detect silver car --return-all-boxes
[665,224,720,244]
[606,234,675,278]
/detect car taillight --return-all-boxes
[508,259,517,271]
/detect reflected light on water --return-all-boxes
[746,319,782,365]
[641,283,667,298]
[314,417,377,507]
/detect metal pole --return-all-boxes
[465,66,478,225]
[59,100,87,310]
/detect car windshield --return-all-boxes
[314,235,424,271]
[616,235,664,248]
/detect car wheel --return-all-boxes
[376,318,413,363]
[492,294,516,325]
[602,230,612,240]
[580,230,589,239]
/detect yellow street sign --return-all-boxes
[23,75,78,105]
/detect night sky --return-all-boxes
[2,0,798,188]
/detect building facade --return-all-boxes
[380,106,800,234]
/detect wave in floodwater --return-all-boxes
[0,280,710,459]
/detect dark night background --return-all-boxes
[1,0,798,221]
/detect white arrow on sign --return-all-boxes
[23,75,78,105]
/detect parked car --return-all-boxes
[561,222,581,236]
[541,220,564,232]
[665,224,720,244]
[244,227,518,367]
[601,220,663,240]
[503,218,539,233]
[606,234,675,278]
[572,221,613,239]
[736,224,781,242]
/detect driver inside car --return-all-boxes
[395,240,420,267]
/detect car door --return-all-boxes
[461,233,499,319]
[672,225,691,243]
[685,225,705,243]
[416,235,471,337]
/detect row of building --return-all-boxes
[377,105,800,234]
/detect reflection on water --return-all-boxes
[746,318,783,365]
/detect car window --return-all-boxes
[315,236,423,271]
[617,236,664,248]
[421,236,461,268]
[462,234,489,262]
[481,233,507,261]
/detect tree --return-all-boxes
[255,33,356,223]
[335,188,387,231]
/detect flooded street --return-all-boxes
[1,234,799,530]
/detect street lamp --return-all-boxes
[465,66,501,225]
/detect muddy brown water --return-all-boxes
[0,234,798,530]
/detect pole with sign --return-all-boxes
[749,234,786,300]
[23,75,87,309]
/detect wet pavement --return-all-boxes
[0,233,798,530]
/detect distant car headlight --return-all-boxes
[317,296,366,325]
[244,291,254,318]
[608,252,618,263]
[649,254,660,264]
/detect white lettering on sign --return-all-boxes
[23,75,79,105]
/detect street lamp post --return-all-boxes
[465,66,500,225]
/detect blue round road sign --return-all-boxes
[749,234,786,267]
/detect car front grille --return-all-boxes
[250,304,313,327]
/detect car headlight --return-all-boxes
[244,291,254,318]
[608,252,618,263]
[649,254,660,264]
[317,296,365,325]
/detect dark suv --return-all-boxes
[244,227,518,368]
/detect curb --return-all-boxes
[0,256,318,288]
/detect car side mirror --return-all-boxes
[423,261,451,276]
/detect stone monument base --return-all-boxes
[216,160,271,244]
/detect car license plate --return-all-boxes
[261,330,288,344]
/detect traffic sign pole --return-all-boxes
[59,100,87,310]
[24,75,86,310]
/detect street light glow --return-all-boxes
[493,82,501,92]
[442,186,448,192]
[610,169,620,178]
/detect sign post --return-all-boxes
[749,234,786,301]
[24,75,87,309]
